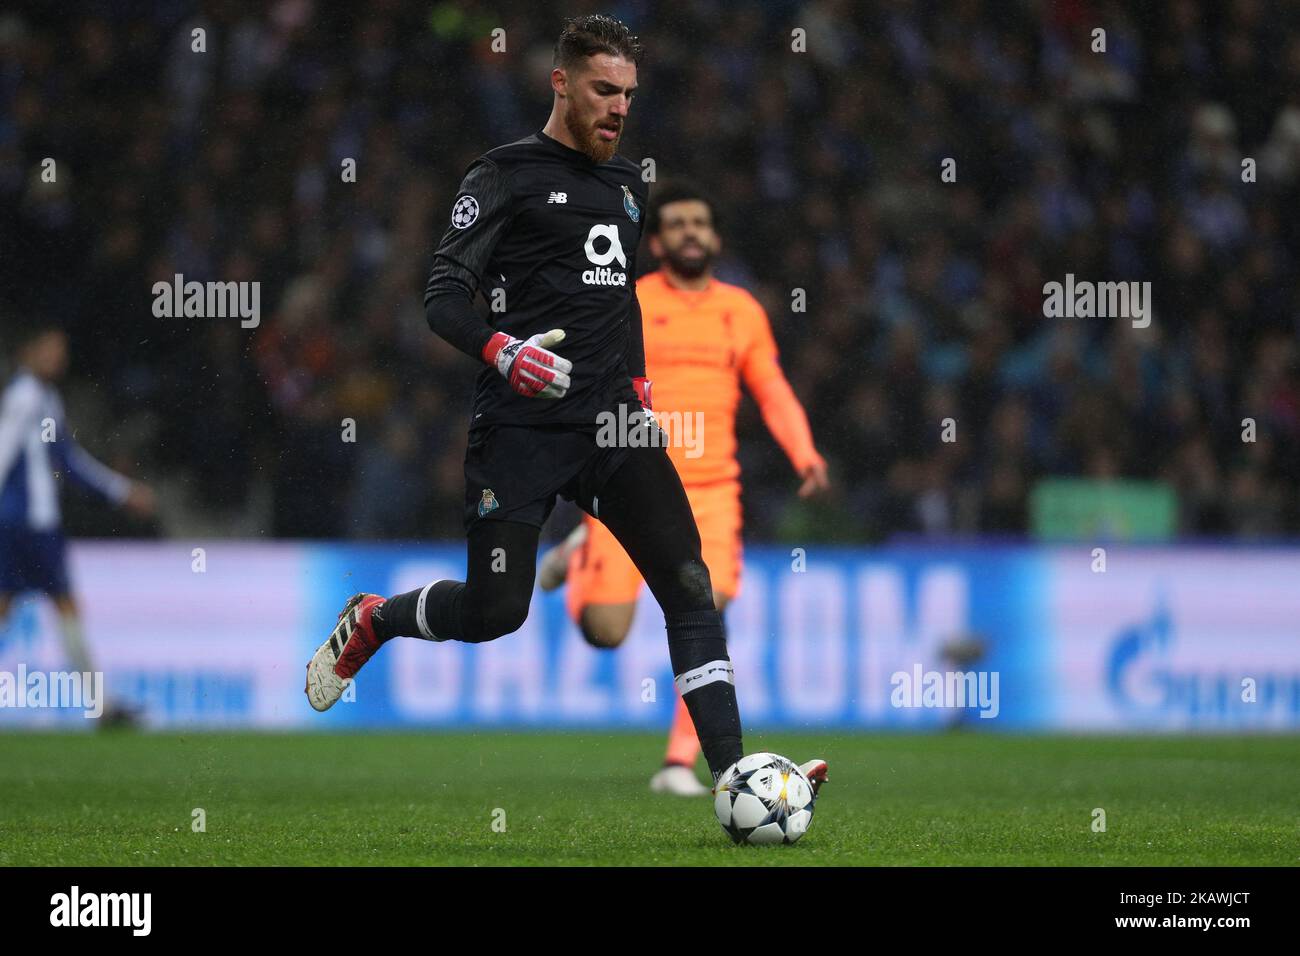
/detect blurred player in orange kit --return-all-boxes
[539,180,830,794]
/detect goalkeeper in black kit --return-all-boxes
[304,14,825,793]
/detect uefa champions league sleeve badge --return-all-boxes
[452,195,479,229]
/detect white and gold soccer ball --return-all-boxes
[713,752,816,845]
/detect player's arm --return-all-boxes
[423,159,571,399]
[54,435,154,516]
[0,383,39,487]
[740,302,829,498]
[57,440,130,504]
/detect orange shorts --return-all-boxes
[565,479,742,619]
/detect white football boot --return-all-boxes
[305,593,386,712]
[799,758,829,797]
[650,764,710,796]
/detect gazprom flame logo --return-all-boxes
[1104,596,1299,725]
[1106,599,1173,714]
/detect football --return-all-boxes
[713,752,816,845]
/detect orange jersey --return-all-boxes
[636,270,821,486]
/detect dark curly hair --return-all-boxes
[553,14,644,71]
[646,179,716,236]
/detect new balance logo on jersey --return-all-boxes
[547,192,567,203]
[582,224,627,287]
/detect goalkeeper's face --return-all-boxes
[650,199,719,280]
[561,53,637,163]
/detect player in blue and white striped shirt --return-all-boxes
[0,325,155,720]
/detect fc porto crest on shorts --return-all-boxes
[622,185,640,223]
[478,488,499,517]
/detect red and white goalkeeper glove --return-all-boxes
[482,329,573,399]
[632,376,652,411]
[632,376,656,427]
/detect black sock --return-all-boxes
[372,581,461,642]
[664,608,743,781]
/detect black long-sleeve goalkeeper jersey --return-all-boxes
[424,129,649,428]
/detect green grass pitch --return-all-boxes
[1,732,1297,866]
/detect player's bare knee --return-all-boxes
[578,604,633,649]
[579,617,627,650]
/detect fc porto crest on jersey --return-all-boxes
[478,488,499,517]
[621,185,640,223]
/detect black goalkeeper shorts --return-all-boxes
[462,422,632,532]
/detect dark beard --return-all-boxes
[663,246,714,279]
[565,109,619,163]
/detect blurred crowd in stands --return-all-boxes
[2,0,1300,542]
